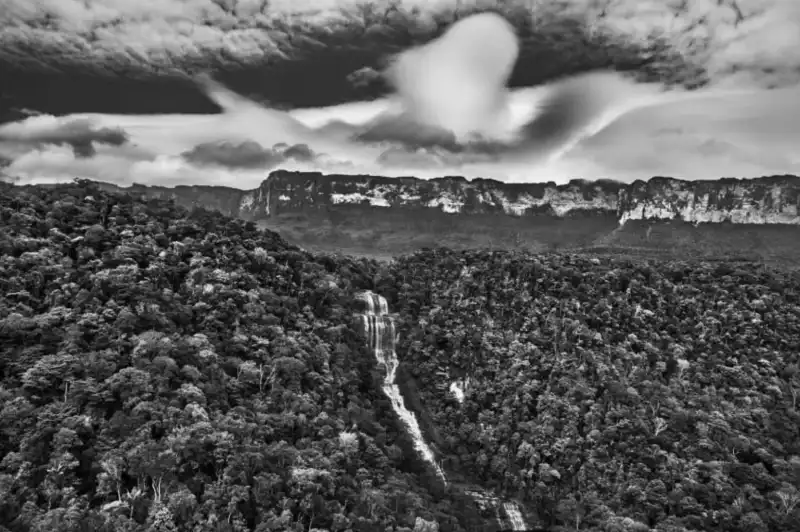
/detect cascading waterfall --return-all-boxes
[357,291,447,484]
[449,376,470,404]
[503,502,527,530]
[356,291,529,531]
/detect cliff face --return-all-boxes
[91,170,800,226]
[618,176,800,225]
[66,171,800,265]
[235,171,624,220]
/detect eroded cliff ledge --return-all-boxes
[91,170,800,226]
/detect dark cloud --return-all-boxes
[180,140,321,169]
[0,117,128,157]
[355,113,461,151]
[346,66,386,92]
[181,140,284,169]
[0,0,715,117]
[282,143,315,162]
[1,1,796,187]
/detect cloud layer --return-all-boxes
[0,3,798,188]
[182,140,319,169]
[0,117,128,156]
[2,80,798,189]
[2,0,796,86]
[3,0,798,121]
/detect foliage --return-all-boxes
[0,181,483,531]
[387,247,800,531]
[4,180,800,531]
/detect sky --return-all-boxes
[1,0,799,188]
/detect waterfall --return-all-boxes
[449,376,470,404]
[449,381,466,403]
[466,490,528,531]
[357,291,447,484]
[503,502,527,530]
[356,291,528,531]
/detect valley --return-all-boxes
[1,179,799,532]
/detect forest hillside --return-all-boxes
[1,180,800,532]
[381,248,800,531]
[0,180,469,532]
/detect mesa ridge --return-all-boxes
[85,171,800,225]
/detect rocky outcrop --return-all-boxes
[238,170,623,219]
[90,170,800,226]
[618,175,800,225]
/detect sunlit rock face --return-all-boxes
[242,171,800,225]
[618,175,800,224]
[245,171,800,225]
[91,171,800,227]
[240,170,623,219]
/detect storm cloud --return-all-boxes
[0,1,798,187]
[2,0,797,118]
[0,117,128,156]
[181,140,321,169]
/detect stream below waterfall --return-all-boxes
[357,291,529,531]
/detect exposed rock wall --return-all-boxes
[90,170,800,226]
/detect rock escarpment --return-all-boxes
[618,175,800,225]
[90,170,800,226]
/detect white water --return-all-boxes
[357,291,527,531]
[357,291,447,484]
[449,376,470,404]
[503,502,527,530]
[449,381,465,403]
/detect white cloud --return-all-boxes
[566,85,800,180]
[385,12,518,140]
[585,0,800,88]
[5,145,279,188]
[4,82,798,188]
[2,6,799,188]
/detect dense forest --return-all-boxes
[0,180,477,532]
[380,249,800,531]
[1,180,800,531]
